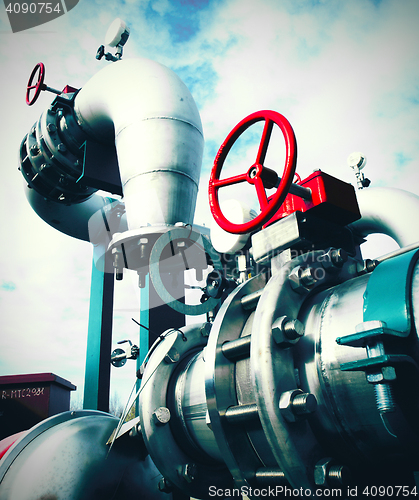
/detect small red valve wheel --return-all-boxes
[26,62,46,106]
[208,110,297,234]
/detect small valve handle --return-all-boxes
[26,62,45,106]
[26,62,64,106]
[208,110,297,234]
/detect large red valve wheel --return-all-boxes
[26,62,45,106]
[208,110,297,234]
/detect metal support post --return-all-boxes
[83,246,114,412]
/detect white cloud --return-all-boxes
[191,0,419,194]
[150,0,174,16]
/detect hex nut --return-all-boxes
[288,266,303,290]
[272,316,304,347]
[288,266,318,294]
[321,248,348,272]
[279,389,300,423]
[179,463,197,483]
[314,458,351,487]
[46,123,56,133]
[357,258,378,275]
[158,477,173,493]
[366,366,396,384]
[314,457,333,486]
[200,322,212,338]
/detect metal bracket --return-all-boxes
[340,354,419,373]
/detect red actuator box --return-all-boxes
[267,170,361,227]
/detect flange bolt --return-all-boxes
[291,392,317,416]
[272,316,305,347]
[279,389,317,422]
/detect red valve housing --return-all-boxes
[62,85,78,94]
[265,170,361,228]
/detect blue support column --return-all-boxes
[138,275,150,368]
[135,273,185,415]
[83,246,114,412]
[135,275,150,416]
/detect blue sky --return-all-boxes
[1,0,419,406]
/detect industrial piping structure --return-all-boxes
[1,19,419,500]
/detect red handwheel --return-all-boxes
[26,62,45,106]
[208,110,297,234]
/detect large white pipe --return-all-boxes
[74,57,204,232]
[350,187,419,248]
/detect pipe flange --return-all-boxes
[250,251,344,490]
[40,110,79,175]
[138,323,232,498]
[205,274,275,489]
[19,100,95,204]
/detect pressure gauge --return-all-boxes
[347,151,367,170]
[104,18,130,47]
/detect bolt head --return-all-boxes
[46,123,56,133]
[321,248,348,272]
[153,407,171,426]
[180,463,197,483]
[249,166,257,178]
[164,347,180,364]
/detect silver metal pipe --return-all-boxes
[173,350,222,462]
[350,187,419,248]
[23,182,113,242]
[74,58,204,231]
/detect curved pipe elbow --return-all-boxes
[24,182,126,243]
[350,187,419,248]
[74,58,204,231]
